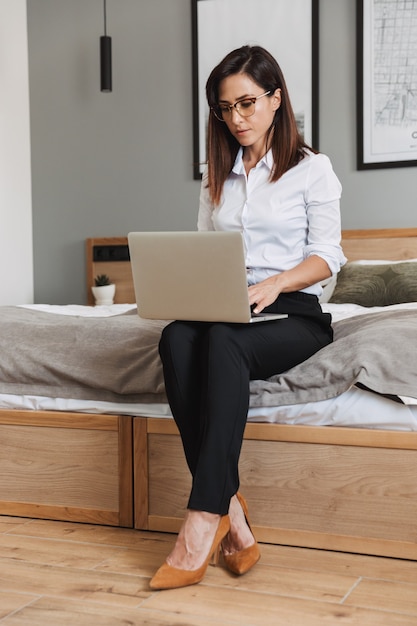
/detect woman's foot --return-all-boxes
[222,493,260,575]
[222,494,255,555]
[167,509,223,570]
[149,510,230,590]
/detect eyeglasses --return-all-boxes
[211,91,271,122]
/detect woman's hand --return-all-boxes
[248,276,283,314]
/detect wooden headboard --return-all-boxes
[86,228,417,305]
[341,228,417,261]
[86,237,134,305]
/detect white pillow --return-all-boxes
[319,275,337,303]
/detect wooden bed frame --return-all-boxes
[0,411,133,527]
[0,229,416,561]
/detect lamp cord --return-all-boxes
[103,0,107,36]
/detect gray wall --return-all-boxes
[27,0,417,305]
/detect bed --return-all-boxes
[1,229,417,560]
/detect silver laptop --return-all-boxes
[127,231,288,324]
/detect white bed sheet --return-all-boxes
[1,386,417,431]
[18,299,417,323]
[1,302,415,431]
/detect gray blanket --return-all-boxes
[249,308,417,406]
[0,306,416,406]
[0,306,168,403]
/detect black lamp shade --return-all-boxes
[100,35,112,92]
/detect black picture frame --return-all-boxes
[191,0,319,180]
[357,0,417,170]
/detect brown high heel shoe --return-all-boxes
[223,493,260,575]
[149,514,230,590]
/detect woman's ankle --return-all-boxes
[223,495,254,554]
[166,510,221,570]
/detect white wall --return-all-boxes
[0,0,33,305]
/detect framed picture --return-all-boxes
[357,0,417,169]
[191,0,319,179]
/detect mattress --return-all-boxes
[1,302,416,431]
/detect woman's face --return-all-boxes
[217,73,281,153]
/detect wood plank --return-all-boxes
[240,440,417,543]
[0,409,119,430]
[0,516,32,533]
[145,516,417,562]
[341,228,417,261]
[117,416,133,527]
[143,581,417,626]
[345,578,417,616]
[0,596,222,626]
[342,227,417,239]
[259,542,417,583]
[0,502,119,525]
[0,591,40,620]
[0,531,128,569]
[0,419,126,526]
[243,422,417,450]
[147,433,190,519]
[146,417,417,451]
[2,517,417,625]
[342,237,417,261]
[134,417,149,529]
[254,527,417,561]
[147,417,178,435]
[0,413,134,527]
[148,515,182,533]
[0,425,119,507]
[4,519,170,554]
[0,558,152,605]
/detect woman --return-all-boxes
[150,45,345,590]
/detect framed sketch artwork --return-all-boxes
[357,0,417,169]
[191,0,319,179]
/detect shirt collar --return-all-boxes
[232,147,274,175]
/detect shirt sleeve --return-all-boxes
[304,153,346,274]
[197,168,215,231]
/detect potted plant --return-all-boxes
[92,274,116,305]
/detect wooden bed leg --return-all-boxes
[134,417,149,529]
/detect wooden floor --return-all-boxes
[1,516,417,625]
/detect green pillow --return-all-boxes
[329,262,417,307]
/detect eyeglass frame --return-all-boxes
[211,90,272,122]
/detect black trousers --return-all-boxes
[158,292,333,516]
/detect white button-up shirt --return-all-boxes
[197,148,346,297]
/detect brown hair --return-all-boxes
[205,45,315,205]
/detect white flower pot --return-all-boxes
[92,284,116,306]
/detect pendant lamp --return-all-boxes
[100,0,112,92]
